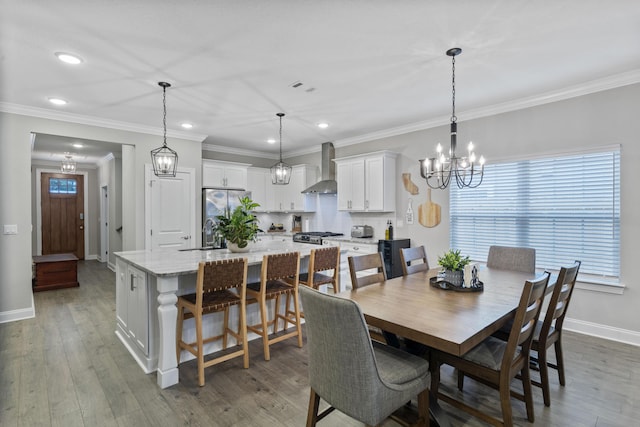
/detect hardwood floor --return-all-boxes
[1,260,638,426]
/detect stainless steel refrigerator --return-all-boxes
[202,188,250,248]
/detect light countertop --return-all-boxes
[115,240,341,277]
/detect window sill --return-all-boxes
[575,279,625,295]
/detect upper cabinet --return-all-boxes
[335,151,397,212]
[202,159,250,189]
[246,165,317,212]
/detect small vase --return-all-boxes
[227,242,250,253]
[441,269,464,287]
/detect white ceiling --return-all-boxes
[2,0,640,163]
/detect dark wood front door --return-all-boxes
[41,173,85,259]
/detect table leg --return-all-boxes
[156,276,179,388]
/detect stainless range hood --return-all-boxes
[302,142,337,194]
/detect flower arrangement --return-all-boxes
[215,196,261,250]
[437,249,471,271]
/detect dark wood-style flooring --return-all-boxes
[1,260,638,426]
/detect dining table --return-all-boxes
[335,266,552,426]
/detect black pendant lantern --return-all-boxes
[151,81,178,177]
[270,113,292,185]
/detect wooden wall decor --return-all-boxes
[418,188,441,228]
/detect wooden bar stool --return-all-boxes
[246,252,302,361]
[176,257,249,387]
[300,245,340,293]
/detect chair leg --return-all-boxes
[555,339,566,386]
[176,305,184,364]
[537,347,551,407]
[521,363,535,422]
[239,302,249,369]
[499,374,514,427]
[293,290,303,347]
[222,307,230,349]
[306,388,321,427]
[457,370,464,391]
[274,294,282,333]
[259,297,271,361]
[430,359,441,395]
[416,388,430,427]
[195,309,205,386]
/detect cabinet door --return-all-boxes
[127,265,149,355]
[116,258,128,329]
[336,162,353,211]
[288,167,305,211]
[202,163,225,187]
[247,168,267,211]
[365,156,384,211]
[350,160,366,211]
[224,165,247,189]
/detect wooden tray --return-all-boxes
[429,276,483,292]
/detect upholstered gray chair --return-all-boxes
[299,286,430,427]
[487,245,536,273]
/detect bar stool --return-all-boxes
[246,252,302,361]
[176,257,249,386]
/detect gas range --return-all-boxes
[293,231,344,245]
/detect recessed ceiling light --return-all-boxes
[72,143,84,148]
[55,52,83,65]
[181,123,193,129]
[267,138,276,144]
[48,97,67,106]
[317,122,329,129]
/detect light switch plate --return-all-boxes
[3,224,18,235]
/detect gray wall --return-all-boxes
[0,112,202,322]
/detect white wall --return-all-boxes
[0,112,202,322]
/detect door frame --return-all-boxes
[144,164,196,251]
[100,185,109,263]
[35,168,90,257]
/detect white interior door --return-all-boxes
[145,165,195,251]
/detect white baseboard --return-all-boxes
[0,297,35,324]
[564,317,640,347]
[107,262,115,272]
[86,254,98,260]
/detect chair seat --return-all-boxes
[179,289,241,314]
[247,279,293,296]
[372,341,429,385]
[463,336,521,370]
[299,271,334,287]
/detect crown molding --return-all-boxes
[0,102,207,142]
[333,69,640,148]
[202,143,280,159]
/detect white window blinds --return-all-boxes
[450,148,620,279]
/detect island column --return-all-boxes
[156,275,179,388]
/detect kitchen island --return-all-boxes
[115,240,338,389]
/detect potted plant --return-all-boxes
[437,249,471,287]
[215,196,261,252]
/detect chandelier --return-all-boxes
[270,113,292,185]
[419,48,485,189]
[151,81,178,177]
[61,154,76,173]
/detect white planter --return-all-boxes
[227,242,250,253]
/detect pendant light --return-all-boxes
[270,113,292,185]
[151,81,178,177]
[60,153,76,173]
[419,48,485,189]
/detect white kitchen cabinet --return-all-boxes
[323,238,378,290]
[334,151,397,212]
[247,165,317,212]
[116,259,149,356]
[202,159,250,189]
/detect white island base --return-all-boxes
[115,240,334,388]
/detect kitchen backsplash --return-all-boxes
[255,194,399,240]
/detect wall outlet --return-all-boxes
[3,224,18,235]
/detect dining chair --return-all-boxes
[176,257,249,386]
[531,260,581,406]
[299,286,431,427]
[430,272,550,427]
[246,251,303,361]
[486,245,536,273]
[400,245,429,276]
[348,252,388,343]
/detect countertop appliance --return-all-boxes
[351,225,374,238]
[293,231,344,245]
[203,188,250,248]
[378,239,411,279]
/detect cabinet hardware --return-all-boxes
[130,274,136,291]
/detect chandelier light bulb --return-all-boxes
[436,143,443,154]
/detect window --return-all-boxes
[450,148,620,280]
[49,178,77,194]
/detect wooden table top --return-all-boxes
[336,267,544,356]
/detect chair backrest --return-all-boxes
[262,251,300,287]
[299,286,390,422]
[197,258,248,308]
[399,246,429,276]
[309,245,340,275]
[539,261,581,339]
[502,272,550,371]
[487,245,536,273]
[348,252,386,289]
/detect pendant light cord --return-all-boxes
[451,54,457,124]
[277,112,285,161]
[162,85,168,147]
